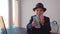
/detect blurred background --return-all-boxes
[0,0,60,34]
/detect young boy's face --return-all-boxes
[35,8,44,16]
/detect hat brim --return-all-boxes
[33,7,46,12]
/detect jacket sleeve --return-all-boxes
[47,17,51,31]
[27,16,34,29]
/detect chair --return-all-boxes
[50,20,59,33]
[0,16,7,34]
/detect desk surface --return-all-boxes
[0,27,60,34]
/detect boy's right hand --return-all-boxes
[32,20,37,27]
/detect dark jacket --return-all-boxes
[27,15,51,34]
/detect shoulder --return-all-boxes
[30,15,36,18]
[44,16,50,20]
[44,16,50,19]
[29,15,36,21]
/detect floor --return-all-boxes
[0,27,27,34]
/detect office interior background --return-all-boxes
[0,0,60,34]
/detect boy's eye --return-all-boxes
[37,10,38,11]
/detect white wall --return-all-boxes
[20,0,40,28]
[0,0,9,28]
[20,0,60,33]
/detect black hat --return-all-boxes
[33,3,46,12]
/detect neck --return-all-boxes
[35,14,44,17]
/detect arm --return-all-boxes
[27,16,34,29]
[27,15,38,33]
[27,16,38,29]
[27,16,35,33]
[47,17,51,31]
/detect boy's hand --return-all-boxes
[32,20,37,27]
